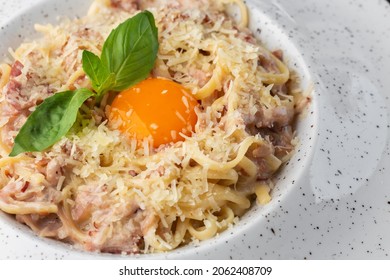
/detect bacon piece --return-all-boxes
[10,61,23,77]
[244,103,294,131]
[110,0,139,12]
[258,54,279,74]
[45,158,64,187]
[272,49,284,61]
[189,67,209,88]
[21,181,30,193]
[252,144,273,158]
[138,0,209,10]
[16,214,63,238]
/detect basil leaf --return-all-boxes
[95,72,116,102]
[10,89,93,156]
[82,50,115,94]
[101,10,159,91]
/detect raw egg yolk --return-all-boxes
[108,78,198,147]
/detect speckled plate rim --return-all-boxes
[1,0,390,260]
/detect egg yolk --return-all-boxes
[108,78,198,147]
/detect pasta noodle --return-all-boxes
[219,0,249,28]
[193,59,226,100]
[0,64,11,90]
[257,46,290,85]
[255,183,272,205]
[0,0,304,254]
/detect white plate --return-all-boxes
[1,0,390,259]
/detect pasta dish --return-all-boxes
[0,0,305,254]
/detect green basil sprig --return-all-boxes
[10,10,159,157]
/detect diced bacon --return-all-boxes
[45,158,64,187]
[271,84,288,96]
[5,73,51,111]
[10,61,23,77]
[189,67,209,88]
[110,0,139,12]
[258,54,279,73]
[138,0,210,10]
[0,112,28,147]
[271,106,295,127]
[258,126,295,158]
[16,213,63,238]
[244,104,294,130]
[252,144,273,158]
[71,187,102,222]
[272,49,284,61]
[6,80,22,96]
[21,181,30,193]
